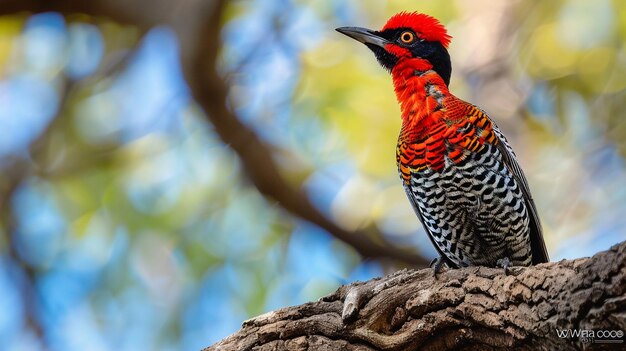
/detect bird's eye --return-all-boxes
[400,31,416,44]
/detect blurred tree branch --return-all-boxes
[0,74,87,351]
[205,241,626,351]
[0,39,136,349]
[183,1,428,266]
[0,0,429,266]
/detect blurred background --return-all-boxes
[0,0,625,349]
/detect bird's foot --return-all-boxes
[430,256,448,277]
[497,257,511,275]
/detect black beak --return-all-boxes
[336,27,389,48]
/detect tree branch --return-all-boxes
[0,43,136,350]
[204,241,626,351]
[183,1,428,266]
[0,0,429,266]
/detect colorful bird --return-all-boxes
[337,12,549,272]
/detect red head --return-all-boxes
[337,12,453,85]
[382,12,451,48]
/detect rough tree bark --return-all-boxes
[205,241,626,351]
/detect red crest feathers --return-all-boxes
[382,12,452,48]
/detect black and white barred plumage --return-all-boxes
[402,121,549,268]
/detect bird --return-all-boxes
[336,12,549,273]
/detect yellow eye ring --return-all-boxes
[400,31,416,44]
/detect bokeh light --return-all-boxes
[0,1,625,350]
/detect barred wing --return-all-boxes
[490,122,549,264]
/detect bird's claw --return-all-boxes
[497,257,511,275]
[430,256,447,276]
